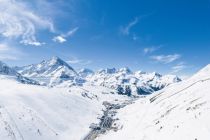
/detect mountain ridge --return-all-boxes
[0,61,40,85]
[14,56,181,95]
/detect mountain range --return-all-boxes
[0,61,40,85]
[0,56,209,140]
[13,56,181,96]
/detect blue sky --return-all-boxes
[0,0,210,77]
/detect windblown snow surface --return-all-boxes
[97,64,210,140]
[0,75,129,140]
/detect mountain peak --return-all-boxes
[151,72,162,77]
[118,67,132,74]
[0,61,17,75]
[48,56,77,73]
[135,70,146,75]
[98,68,117,74]
[49,56,66,65]
[51,56,63,61]
[78,68,94,77]
[79,68,94,73]
[15,56,79,86]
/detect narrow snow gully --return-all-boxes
[83,98,136,140]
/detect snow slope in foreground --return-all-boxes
[97,65,210,140]
[0,77,128,140]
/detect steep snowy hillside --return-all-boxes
[0,61,39,85]
[86,68,181,96]
[97,64,210,140]
[15,57,83,86]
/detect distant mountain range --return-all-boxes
[0,61,40,85]
[12,56,181,96]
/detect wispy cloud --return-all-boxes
[144,45,162,54]
[65,27,79,37]
[67,57,92,65]
[120,17,139,36]
[0,0,54,46]
[151,54,181,64]
[171,62,187,73]
[53,27,79,43]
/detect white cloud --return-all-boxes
[0,0,54,46]
[171,62,187,73]
[53,27,79,43]
[52,36,67,43]
[151,54,181,64]
[20,40,45,46]
[120,17,139,35]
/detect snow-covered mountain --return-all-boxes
[15,57,181,95]
[0,61,39,85]
[86,67,181,96]
[97,64,210,140]
[15,56,84,86]
[1,57,210,140]
[78,68,94,78]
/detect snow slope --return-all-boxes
[97,64,210,140]
[0,75,131,140]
